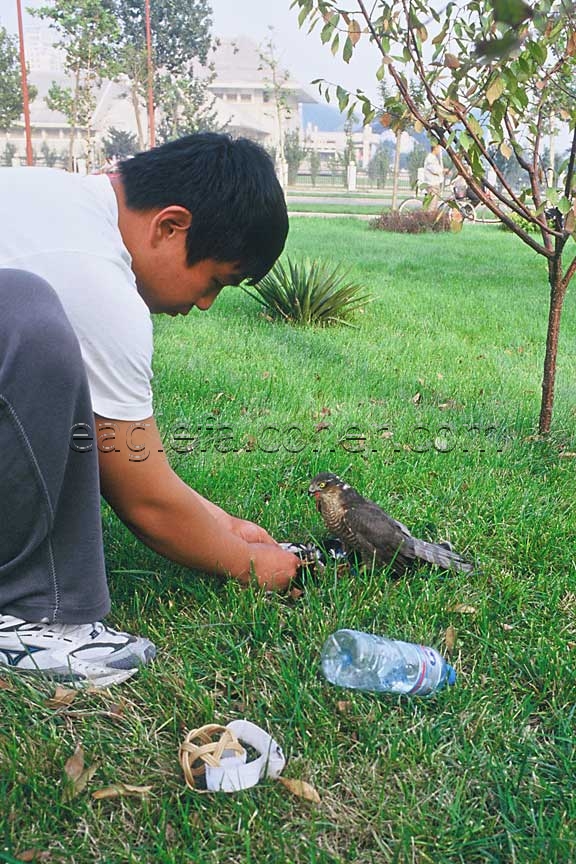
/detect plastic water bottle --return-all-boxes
[320,629,456,696]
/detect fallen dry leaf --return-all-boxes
[46,685,77,710]
[288,587,304,600]
[278,776,321,803]
[559,451,576,458]
[106,700,126,719]
[449,603,478,614]
[92,783,152,801]
[0,677,14,690]
[62,744,98,802]
[64,743,85,782]
[501,623,515,631]
[336,700,352,714]
[15,851,51,862]
[445,625,456,655]
[411,391,422,405]
[314,421,330,433]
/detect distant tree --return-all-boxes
[378,80,423,207]
[259,32,293,189]
[0,26,36,131]
[309,148,321,185]
[155,71,221,143]
[367,144,390,188]
[40,141,60,167]
[31,0,120,171]
[113,0,214,149]
[407,142,427,190]
[2,142,17,166]
[102,127,138,158]
[284,130,307,185]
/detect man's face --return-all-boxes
[131,205,245,315]
[136,252,244,316]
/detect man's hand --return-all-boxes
[230,517,277,545]
[242,543,301,591]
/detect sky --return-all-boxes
[208,0,381,102]
[0,0,382,103]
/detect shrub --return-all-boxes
[243,256,372,327]
[498,210,543,234]
[370,209,452,233]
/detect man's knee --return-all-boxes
[0,269,83,378]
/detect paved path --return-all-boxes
[287,195,390,207]
[289,211,375,221]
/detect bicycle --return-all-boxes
[399,184,501,224]
[398,189,477,222]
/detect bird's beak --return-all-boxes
[310,490,322,510]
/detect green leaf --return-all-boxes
[336,85,349,112]
[468,115,484,140]
[343,36,354,63]
[528,40,547,65]
[320,21,334,44]
[475,32,521,60]
[491,0,534,27]
[297,5,310,28]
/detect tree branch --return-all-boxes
[563,124,576,202]
[562,253,576,292]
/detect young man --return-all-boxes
[422,143,445,211]
[0,133,300,687]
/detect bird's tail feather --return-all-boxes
[411,538,475,574]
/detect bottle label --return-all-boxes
[408,646,441,695]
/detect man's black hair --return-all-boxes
[118,133,288,284]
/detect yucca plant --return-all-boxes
[243,256,372,327]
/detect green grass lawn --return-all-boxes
[2,220,576,864]
[288,202,387,215]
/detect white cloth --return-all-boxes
[423,151,444,188]
[0,168,153,421]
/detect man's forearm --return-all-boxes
[120,474,254,579]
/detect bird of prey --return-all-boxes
[308,471,474,577]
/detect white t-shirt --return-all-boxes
[423,151,444,188]
[0,167,153,421]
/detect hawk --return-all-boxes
[308,471,474,577]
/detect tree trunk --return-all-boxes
[538,261,567,434]
[131,83,145,151]
[391,130,401,210]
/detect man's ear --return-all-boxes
[150,205,192,246]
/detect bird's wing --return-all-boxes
[390,516,413,539]
[342,500,409,559]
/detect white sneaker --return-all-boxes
[0,615,156,688]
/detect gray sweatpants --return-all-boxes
[0,269,111,623]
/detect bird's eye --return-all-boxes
[319,482,325,488]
